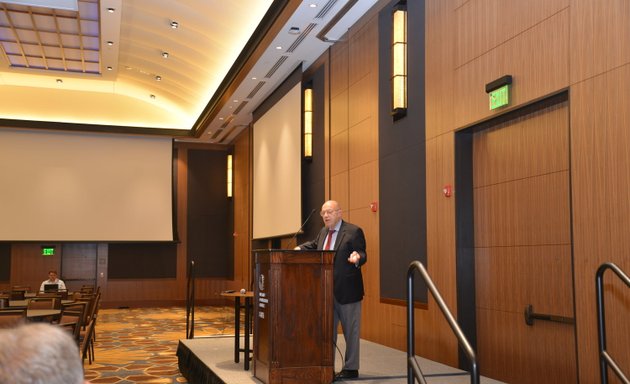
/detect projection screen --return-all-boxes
[252,82,302,239]
[0,128,173,241]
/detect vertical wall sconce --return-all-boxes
[391,0,407,120]
[227,154,233,198]
[303,87,313,159]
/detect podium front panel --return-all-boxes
[253,250,334,384]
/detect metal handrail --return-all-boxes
[407,260,479,384]
[596,262,630,384]
[185,260,195,339]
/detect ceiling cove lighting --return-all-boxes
[303,87,313,159]
[227,154,233,198]
[391,0,407,121]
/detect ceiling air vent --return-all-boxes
[210,128,224,140]
[316,0,338,18]
[265,55,288,78]
[286,23,317,53]
[247,81,266,99]
[233,100,248,115]
[220,115,234,129]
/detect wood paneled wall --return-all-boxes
[427,0,630,381]
[324,0,460,367]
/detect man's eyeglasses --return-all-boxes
[320,209,339,217]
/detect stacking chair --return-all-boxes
[36,292,62,300]
[0,309,26,328]
[28,297,60,310]
[80,319,95,364]
[80,285,95,294]
[59,321,80,340]
[58,301,88,344]
[27,297,61,322]
[79,292,100,363]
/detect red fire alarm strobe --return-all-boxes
[443,185,452,197]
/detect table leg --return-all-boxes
[234,297,241,363]
[244,296,251,370]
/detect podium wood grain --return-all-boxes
[253,250,334,384]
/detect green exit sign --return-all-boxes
[489,84,509,110]
[41,246,55,256]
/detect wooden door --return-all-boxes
[61,243,97,292]
[472,99,577,383]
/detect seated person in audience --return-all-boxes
[0,323,90,384]
[39,270,67,292]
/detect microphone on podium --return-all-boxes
[291,208,317,248]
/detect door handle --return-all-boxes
[524,304,575,326]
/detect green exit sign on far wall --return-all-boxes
[489,84,509,110]
[41,246,55,256]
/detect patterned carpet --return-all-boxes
[84,306,237,383]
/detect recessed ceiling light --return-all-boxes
[106,66,113,71]
[56,79,63,84]
[155,75,162,81]
[251,77,257,80]
[150,94,156,99]
[161,51,169,58]
[310,3,317,7]
[219,117,224,121]
[170,21,179,29]
[106,7,115,13]
[275,46,282,50]
[233,100,238,103]
[106,41,114,46]
[289,26,300,35]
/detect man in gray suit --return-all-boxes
[296,200,367,380]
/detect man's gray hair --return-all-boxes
[0,323,84,384]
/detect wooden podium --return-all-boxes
[253,249,334,384]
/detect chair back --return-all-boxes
[80,285,95,294]
[80,319,95,362]
[9,290,25,300]
[59,321,80,343]
[27,297,60,310]
[61,302,88,329]
[58,289,69,300]
[59,303,86,343]
[36,292,62,299]
[0,309,26,328]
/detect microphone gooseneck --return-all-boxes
[292,208,317,247]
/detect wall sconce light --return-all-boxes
[227,154,233,198]
[391,0,407,120]
[303,87,313,159]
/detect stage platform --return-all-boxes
[176,335,505,383]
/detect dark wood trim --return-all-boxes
[0,118,191,137]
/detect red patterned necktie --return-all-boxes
[324,229,335,250]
